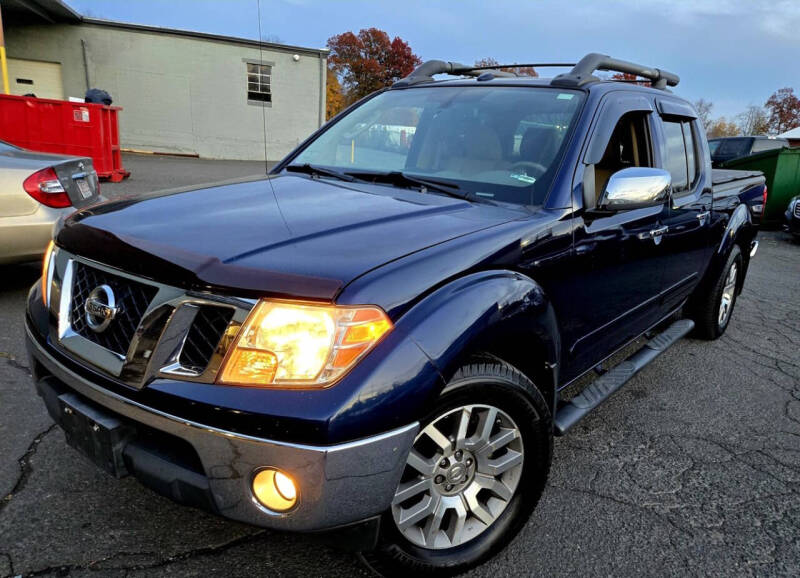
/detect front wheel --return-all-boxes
[361,359,552,577]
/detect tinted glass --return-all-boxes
[292,86,585,206]
[682,122,696,185]
[708,139,722,155]
[663,121,688,190]
[717,138,752,157]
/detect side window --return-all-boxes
[682,122,697,186]
[663,121,688,191]
[593,111,652,199]
[662,119,698,195]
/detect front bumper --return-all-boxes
[26,323,418,533]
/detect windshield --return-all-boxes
[0,140,20,152]
[290,86,584,206]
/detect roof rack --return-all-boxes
[394,53,679,91]
[393,60,575,87]
[551,53,679,90]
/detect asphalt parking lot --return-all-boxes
[1,155,799,577]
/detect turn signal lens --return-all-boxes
[41,241,55,306]
[217,301,392,388]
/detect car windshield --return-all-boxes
[0,140,20,152]
[290,86,584,206]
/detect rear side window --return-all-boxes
[662,119,698,194]
[717,138,751,157]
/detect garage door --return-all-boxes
[7,59,64,100]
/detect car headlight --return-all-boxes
[217,300,392,388]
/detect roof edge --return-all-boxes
[80,17,329,57]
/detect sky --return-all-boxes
[64,0,800,120]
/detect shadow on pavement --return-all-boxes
[1,262,40,293]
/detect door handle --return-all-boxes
[637,226,668,244]
[697,211,710,225]
[637,226,668,240]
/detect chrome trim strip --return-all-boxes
[57,259,74,340]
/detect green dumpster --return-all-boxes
[722,147,800,227]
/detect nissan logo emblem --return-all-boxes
[84,284,120,333]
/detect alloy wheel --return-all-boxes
[718,262,738,327]
[391,404,524,549]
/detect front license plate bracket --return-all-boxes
[58,392,135,478]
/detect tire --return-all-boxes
[360,358,553,577]
[692,244,743,340]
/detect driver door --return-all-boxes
[559,100,669,382]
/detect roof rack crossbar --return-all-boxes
[394,54,679,90]
[395,60,540,87]
[466,63,576,71]
[551,53,679,90]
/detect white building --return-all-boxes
[2,0,328,161]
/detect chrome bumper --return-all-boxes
[26,324,418,531]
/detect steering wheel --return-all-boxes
[510,161,547,178]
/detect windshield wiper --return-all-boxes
[348,170,493,204]
[285,163,357,183]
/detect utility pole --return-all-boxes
[0,3,9,94]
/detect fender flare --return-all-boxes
[396,269,562,412]
[708,204,755,293]
[717,203,753,259]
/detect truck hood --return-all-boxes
[58,174,523,300]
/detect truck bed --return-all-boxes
[712,168,766,223]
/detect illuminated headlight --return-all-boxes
[217,300,392,388]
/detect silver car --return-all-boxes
[0,140,102,264]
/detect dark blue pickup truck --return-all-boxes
[26,54,765,576]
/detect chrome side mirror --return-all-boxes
[599,167,671,211]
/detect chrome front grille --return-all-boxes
[69,262,158,356]
[50,250,253,389]
[794,202,800,218]
[178,306,235,373]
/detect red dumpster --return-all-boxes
[0,94,130,182]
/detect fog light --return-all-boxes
[252,468,298,512]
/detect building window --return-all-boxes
[247,62,271,103]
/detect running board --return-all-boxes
[554,319,694,436]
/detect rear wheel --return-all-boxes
[692,245,743,340]
[361,359,552,577]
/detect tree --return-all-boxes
[474,57,537,77]
[707,117,740,138]
[693,99,714,131]
[326,68,345,120]
[737,105,770,136]
[765,87,800,134]
[327,28,421,103]
[610,72,647,86]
